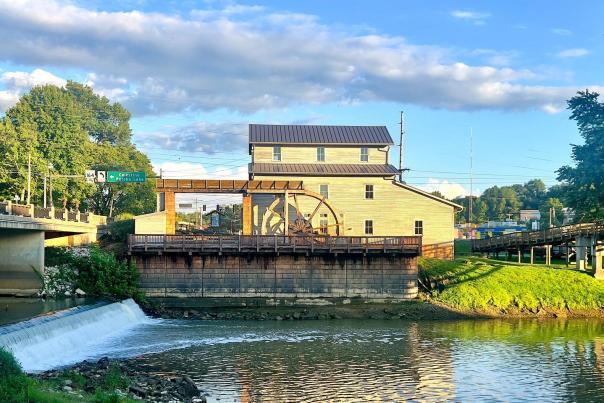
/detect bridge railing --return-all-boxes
[0,200,107,226]
[472,221,604,251]
[128,234,422,255]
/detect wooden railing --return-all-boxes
[129,234,422,255]
[472,222,604,252]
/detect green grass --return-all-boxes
[419,257,604,313]
[453,239,472,256]
[0,348,136,403]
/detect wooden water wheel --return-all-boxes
[261,190,343,236]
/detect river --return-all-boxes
[80,318,604,402]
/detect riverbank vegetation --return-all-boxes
[43,246,143,301]
[420,257,604,316]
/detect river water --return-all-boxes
[80,318,604,402]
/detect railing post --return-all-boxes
[144,236,148,252]
[274,235,277,252]
[256,234,260,252]
[238,234,241,252]
[182,234,185,252]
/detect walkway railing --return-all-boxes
[129,234,422,255]
[472,222,604,252]
[0,200,107,226]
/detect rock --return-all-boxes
[62,379,73,386]
[275,316,283,321]
[97,357,110,368]
[75,288,86,296]
[183,310,189,318]
[64,290,71,297]
[292,312,301,320]
[180,376,200,397]
[129,385,148,398]
[62,385,73,392]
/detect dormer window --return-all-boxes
[360,147,369,162]
[273,146,281,161]
[317,147,325,162]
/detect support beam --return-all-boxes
[530,247,534,265]
[545,245,552,266]
[0,229,44,295]
[242,195,252,236]
[164,191,176,235]
[517,248,522,264]
[283,190,289,236]
[576,236,590,271]
[592,244,604,280]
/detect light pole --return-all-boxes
[48,163,54,208]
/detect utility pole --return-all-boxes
[26,151,31,205]
[399,111,405,183]
[468,128,473,224]
[43,175,47,208]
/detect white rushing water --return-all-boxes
[0,298,153,372]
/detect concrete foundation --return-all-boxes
[133,254,418,300]
[592,244,604,280]
[0,229,44,295]
[575,236,591,270]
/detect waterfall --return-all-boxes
[0,299,152,372]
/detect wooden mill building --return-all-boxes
[246,124,462,258]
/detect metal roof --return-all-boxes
[250,163,400,176]
[249,124,394,145]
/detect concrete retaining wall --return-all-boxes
[133,254,418,300]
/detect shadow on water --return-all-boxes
[0,297,97,326]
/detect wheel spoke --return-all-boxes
[308,198,325,221]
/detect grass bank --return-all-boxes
[419,257,604,317]
[0,347,137,403]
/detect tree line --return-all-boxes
[0,83,155,217]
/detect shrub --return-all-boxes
[71,247,143,301]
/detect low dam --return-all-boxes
[129,234,420,301]
[0,299,150,372]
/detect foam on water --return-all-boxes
[0,299,153,372]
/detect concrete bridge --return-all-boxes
[0,201,107,295]
[472,222,604,279]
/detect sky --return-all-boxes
[0,0,602,204]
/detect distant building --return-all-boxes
[475,220,526,238]
[519,209,541,222]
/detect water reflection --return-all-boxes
[124,319,604,402]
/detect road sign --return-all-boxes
[107,171,146,183]
[96,171,107,183]
[85,170,96,184]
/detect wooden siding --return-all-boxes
[251,175,456,250]
[253,145,388,165]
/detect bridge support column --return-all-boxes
[592,244,604,280]
[530,247,534,264]
[575,236,590,271]
[0,229,44,295]
[517,248,522,263]
[164,192,176,235]
[545,245,552,266]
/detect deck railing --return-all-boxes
[0,200,106,226]
[128,234,422,255]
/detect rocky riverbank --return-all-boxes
[34,356,207,402]
[142,300,476,321]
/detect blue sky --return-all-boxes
[0,0,602,200]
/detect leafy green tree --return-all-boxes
[557,90,604,221]
[0,83,155,217]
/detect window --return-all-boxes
[317,147,325,162]
[319,213,328,234]
[415,220,423,235]
[319,184,329,199]
[365,220,374,235]
[273,146,281,161]
[360,147,369,162]
[365,184,374,199]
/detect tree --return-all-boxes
[557,90,604,221]
[0,83,155,217]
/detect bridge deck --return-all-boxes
[129,234,422,256]
[472,222,604,252]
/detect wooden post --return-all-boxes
[164,191,176,235]
[242,195,252,235]
[545,245,551,266]
[517,248,522,264]
[530,247,534,265]
[283,191,289,236]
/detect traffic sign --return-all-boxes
[85,170,96,184]
[107,171,146,183]
[96,171,107,183]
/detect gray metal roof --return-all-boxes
[250,163,400,176]
[249,124,394,145]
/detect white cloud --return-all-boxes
[418,178,470,200]
[557,48,590,58]
[0,68,66,112]
[451,10,491,25]
[551,28,572,36]
[0,1,599,115]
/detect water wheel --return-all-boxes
[261,190,343,236]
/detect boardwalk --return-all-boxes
[129,234,422,256]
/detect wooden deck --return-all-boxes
[472,222,604,252]
[129,234,422,256]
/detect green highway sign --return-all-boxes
[107,171,146,183]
